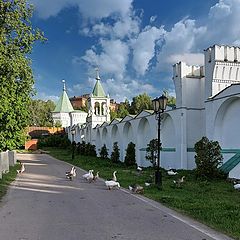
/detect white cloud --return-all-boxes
[81,39,130,80]
[101,78,158,102]
[156,19,206,70]
[132,26,165,75]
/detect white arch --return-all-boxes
[213,97,240,148]
[122,122,134,160]
[137,118,151,167]
[161,113,177,169]
[111,125,120,152]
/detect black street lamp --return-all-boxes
[152,94,168,189]
[71,128,76,160]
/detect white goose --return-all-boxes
[105,180,120,190]
[82,170,93,180]
[167,169,178,176]
[85,170,94,183]
[112,171,117,182]
[234,183,240,190]
[66,166,76,180]
[17,163,25,174]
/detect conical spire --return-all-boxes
[53,80,74,113]
[92,68,106,97]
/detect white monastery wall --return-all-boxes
[66,44,240,178]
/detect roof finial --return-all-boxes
[62,79,66,91]
[95,67,100,80]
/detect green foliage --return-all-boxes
[124,142,136,166]
[194,136,224,180]
[76,141,96,157]
[54,120,62,128]
[111,142,120,163]
[29,99,55,127]
[146,139,159,167]
[85,142,97,157]
[0,0,45,151]
[37,134,70,149]
[129,93,153,114]
[99,144,108,159]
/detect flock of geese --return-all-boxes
[81,169,121,190]
[16,162,240,191]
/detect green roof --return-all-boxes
[92,79,106,97]
[53,89,74,113]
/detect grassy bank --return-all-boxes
[46,147,240,240]
[0,164,19,200]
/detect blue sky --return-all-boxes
[29,0,240,102]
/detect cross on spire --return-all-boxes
[62,79,66,91]
[95,67,100,80]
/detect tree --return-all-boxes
[0,1,45,150]
[194,136,224,180]
[130,93,153,114]
[145,139,159,167]
[99,144,108,159]
[111,142,120,163]
[29,99,55,126]
[124,142,136,166]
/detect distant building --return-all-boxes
[110,99,119,112]
[69,94,89,109]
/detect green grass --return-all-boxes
[0,164,20,200]
[46,147,240,240]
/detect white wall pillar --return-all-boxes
[0,151,9,173]
[8,150,17,166]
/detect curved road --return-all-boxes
[0,154,233,240]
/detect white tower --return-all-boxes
[87,68,110,129]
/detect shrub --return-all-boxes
[145,138,159,167]
[99,144,108,159]
[111,142,120,163]
[37,133,71,149]
[194,136,224,180]
[124,142,136,166]
[85,143,97,157]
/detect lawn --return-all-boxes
[0,164,20,200]
[46,147,240,240]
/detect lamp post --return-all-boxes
[71,128,76,160]
[152,94,168,189]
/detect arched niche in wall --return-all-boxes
[160,113,177,169]
[111,124,119,147]
[96,128,101,151]
[213,97,240,149]
[161,113,176,148]
[102,127,108,147]
[137,117,151,166]
[122,122,134,158]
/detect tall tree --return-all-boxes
[29,99,55,127]
[130,93,153,114]
[0,0,45,150]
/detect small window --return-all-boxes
[218,84,221,92]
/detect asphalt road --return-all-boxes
[0,154,234,240]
